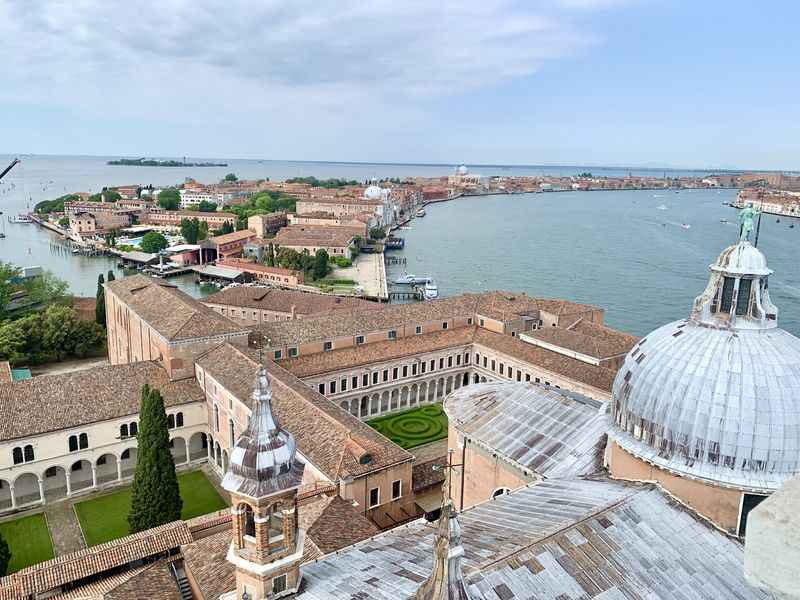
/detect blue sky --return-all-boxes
[1,0,798,170]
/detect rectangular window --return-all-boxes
[318,383,325,394]
[535,377,540,383]
[274,350,282,360]
[736,278,753,316]
[382,369,389,382]
[479,318,485,327]
[442,321,448,330]
[392,480,402,500]
[323,341,333,352]
[430,359,435,371]
[329,381,336,394]
[516,371,521,382]
[288,347,298,357]
[356,335,365,345]
[415,325,422,335]
[439,358,444,369]
[273,574,287,594]
[447,356,453,367]
[491,360,496,371]
[369,487,380,508]
[525,373,531,382]
[456,354,462,366]
[483,356,487,368]
[421,361,427,374]
[393,367,399,379]
[352,376,358,389]
[402,365,408,377]
[412,363,418,376]
[363,373,369,387]
[499,362,504,374]
[341,378,347,392]
[467,317,473,325]
[372,372,379,385]
[388,330,397,340]
[720,277,735,312]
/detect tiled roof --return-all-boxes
[195,344,413,480]
[103,561,182,600]
[181,530,234,600]
[0,362,11,384]
[0,362,204,441]
[300,493,380,555]
[445,382,608,478]
[473,328,618,393]
[281,327,474,377]
[105,275,247,342]
[524,319,638,359]
[207,229,255,246]
[0,522,192,598]
[296,478,773,599]
[274,225,359,248]
[203,286,374,317]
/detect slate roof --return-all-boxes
[195,343,413,480]
[105,275,247,342]
[445,382,608,479]
[296,478,775,600]
[203,286,374,316]
[0,361,204,441]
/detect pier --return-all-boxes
[388,289,422,301]
[385,256,407,266]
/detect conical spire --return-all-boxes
[221,365,305,500]
[416,498,477,600]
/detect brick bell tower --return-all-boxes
[221,365,306,599]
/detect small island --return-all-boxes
[107,158,228,167]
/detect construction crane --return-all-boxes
[0,158,20,183]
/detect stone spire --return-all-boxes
[416,498,477,600]
[221,365,304,500]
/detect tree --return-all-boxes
[313,249,329,280]
[198,221,209,241]
[197,200,218,213]
[24,271,70,307]
[0,263,21,319]
[180,218,200,244]
[223,173,238,182]
[95,274,105,327]
[140,231,168,253]
[128,385,183,533]
[0,532,10,577]
[370,226,386,239]
[266,243,276,267]
[213,221,234,236]
[107,270,116,282]
[157,188,180,210]
[58,216,70,228]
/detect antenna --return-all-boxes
[754,180,765,247]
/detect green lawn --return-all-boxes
[367,404,448,449]
[0,513,54,573]
[74,470,228,546]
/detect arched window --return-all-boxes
[492,487,511,499]
[23,445,34,462]
[68,435,78,452]
[214,405,220,432]
[243,504,256,538]
[167,414,175,429]
[129,422,138,436]
[120,424,129,438]
[121,449,131,460]
[12,447,23,465]
[229,419,235,447]
[176,412,184,427]
[79,433,88,449]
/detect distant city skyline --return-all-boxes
[1,1,798,171]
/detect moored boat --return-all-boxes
[416,208,426,217]
[394,273,430,285]
[422,279,439,300]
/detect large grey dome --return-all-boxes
[610,242,800,493]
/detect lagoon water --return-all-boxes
[1,155,798,336]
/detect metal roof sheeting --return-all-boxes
[444,382,608,478]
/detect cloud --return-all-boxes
[0,0,626,157]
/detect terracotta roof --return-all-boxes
[104,561,182,600]
[195,344,413,480]
[524,320,638,359]
[216,258,298,277]
[297,197,383,207]
[105,275,247,342]
[203,286,373,317]
[0,362,11,384]
[207,229,256,246]
[0,361,204,441]
[475,291,601,322]
[412,457,447,493]
[281,327,474,378]
[181,530,234,600]
[274,225,359,248]
[473,328,618,393]
[0,522,192,598]
[155,210,236,219]
[300,493,380,555]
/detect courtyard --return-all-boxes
[366,404,448,449]
[0,513,54,573]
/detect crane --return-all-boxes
[0,158,20,183]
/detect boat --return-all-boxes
[416,208,426,217]
[422,280,439,300]
[791,224,795,229]
[681,223,691,230]
[720,218,728,224]
[394,273,430,285]
[12,214,32,223]
[656,204,668,211]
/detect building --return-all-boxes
[248,212,288,238]
[202,229,257,260]
[287,211,370,237]
[144,209,237,229]
[273,225,359,259]
[215,258,305,287]
[608,240,800,536]
[64,202,138,235]
[294,197,388,225]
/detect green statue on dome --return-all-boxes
[738,203,760,242]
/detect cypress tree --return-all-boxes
[128,385,183,533]
[95,273,105,327]
[107,270,115,282]
[0,532,10,576]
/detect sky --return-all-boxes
[1,0,798,170]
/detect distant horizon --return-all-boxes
[1,153,796,176]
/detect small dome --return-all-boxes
[222,366,304,499]
[611,241,800,493]
[457,165,468,175]
[364,185,382,200]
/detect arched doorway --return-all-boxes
[189,432,207,462]
[41,466,67,502]
[360,396,369,418]
[95,454,118,485]
[222,450,229,472]
[214,442,222,468]
[170,436,188,464]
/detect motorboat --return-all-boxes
[416,208,426,217]
[656,204,667,211]
[422,279,439,300]
[394,273,430,285]
[12,214,32,223]
[681,223,691,230]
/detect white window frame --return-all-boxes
[391,479,402,500]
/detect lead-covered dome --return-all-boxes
[222,366,304,499]
[611,242,800,493]
[364,185,382,200]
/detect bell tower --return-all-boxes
[221,366,306,599]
